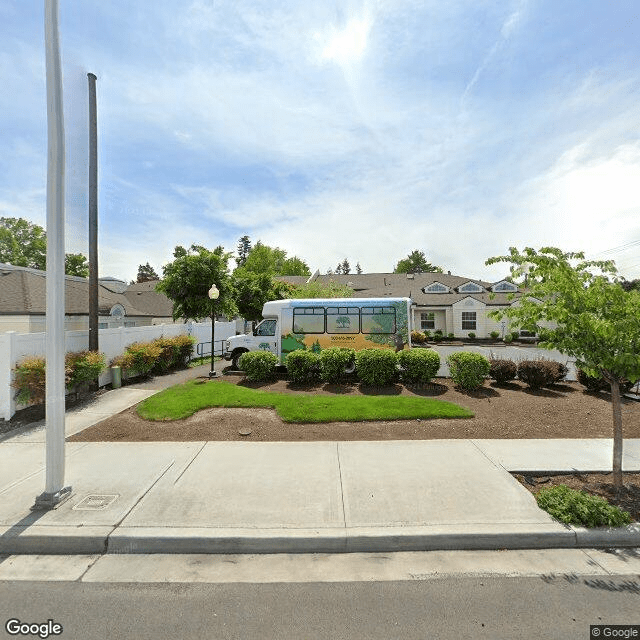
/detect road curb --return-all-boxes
[4,525,637,556]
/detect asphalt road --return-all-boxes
[2,575,639,640]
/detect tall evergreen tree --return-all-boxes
[136,262,159,282]
[235,235,252,267]
[341,258,351,274]
[355,262,363,274]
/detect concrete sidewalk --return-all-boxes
[0,362,638,556]
[1,438,638,555]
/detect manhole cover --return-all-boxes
[73,494,119,510]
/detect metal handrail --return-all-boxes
[195,340,225,361]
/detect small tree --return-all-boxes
[156,244,236,321]
[393,250,443,274]
[340,258,351,275]
[486,247,640,491]
[355,262,363,275]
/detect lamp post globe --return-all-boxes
[208,285,220,378]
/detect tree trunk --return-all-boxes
[610,377,623,491]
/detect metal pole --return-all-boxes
[209,309,217,378]
[87,72,98,353]
[34,0,72,509]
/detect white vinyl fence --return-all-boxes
[0,321,237,421]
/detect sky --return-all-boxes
[1,0,639,284]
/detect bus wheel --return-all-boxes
[231,349,248,370]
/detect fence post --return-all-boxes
[0,332,17,421]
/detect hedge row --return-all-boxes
[12,335,196,405]
[487,357,569,388]
[239,348,442,385]
[13,350,107,405]
[110,335,195,377]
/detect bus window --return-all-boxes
[361,307,396,334]
[293,307,325,333]
[326,307,359,333]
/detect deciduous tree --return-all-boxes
[156,244,236,321]
[64,253,89,278]
[486,246,640,491]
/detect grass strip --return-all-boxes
[137,380,474,423]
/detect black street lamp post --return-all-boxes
[208,284,220,378]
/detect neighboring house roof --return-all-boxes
[0,263,173,317]
[275,271,522,306]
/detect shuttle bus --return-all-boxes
[224,297,413,369]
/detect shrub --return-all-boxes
[355,349,398,386]
[285,350,320,384]
[516,359,557,389]
[12,357,46,405]
[511,331,520,341]
[576,368,634,394]
[577,368,605,391]
[489,358,517,384]
[548,360,569,383]
[447,333,455,340]
[13,351,106,405]
[121,341,163,377]
[536,484,632,528]
[432,332,443,342]
[397,349,440,384]
[434,329,443,336]
[503,334,513,343]
[170,335,196,366]
[65,351,106,388]
[423,330,432,340]
[490,331,500,339]
[319,347,356,383]
[411,330,426,345]
[446,352,490,390]
[150,337,180,373]
[238,350,278,382]
[467,332,476,339]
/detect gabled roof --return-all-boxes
[0,264,173,317]
[273,272,522,307]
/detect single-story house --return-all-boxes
[0,263,179,333]
[277,271,545,339]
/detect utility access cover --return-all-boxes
[73,494,119,510]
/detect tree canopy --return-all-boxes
[156,244,237,321]
[485,246,640,489]
[0,216,89,277]
[136,262,160,283]
[393,250,443,274]
[64,253,89,278]
[232,271,294,322]
[235,235,252,268]
[240,241,311,277]
[287,279,354,299]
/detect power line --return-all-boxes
[592,239,640,256]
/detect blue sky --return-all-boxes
[1,0,639,283]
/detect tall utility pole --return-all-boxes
[88,72,98,352]
[34,0,72,510]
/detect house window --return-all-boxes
[98,322,108,329]
[293,307,325,334]
[124,321,136,328]
[420,312,435,330]
[423,283,448,293]
[326,307,359,334]
[461,311,476,331]
[458,282,483,293]
[361,307,396,334]
[493,281,517,292]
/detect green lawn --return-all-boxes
[137,380,474,423]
